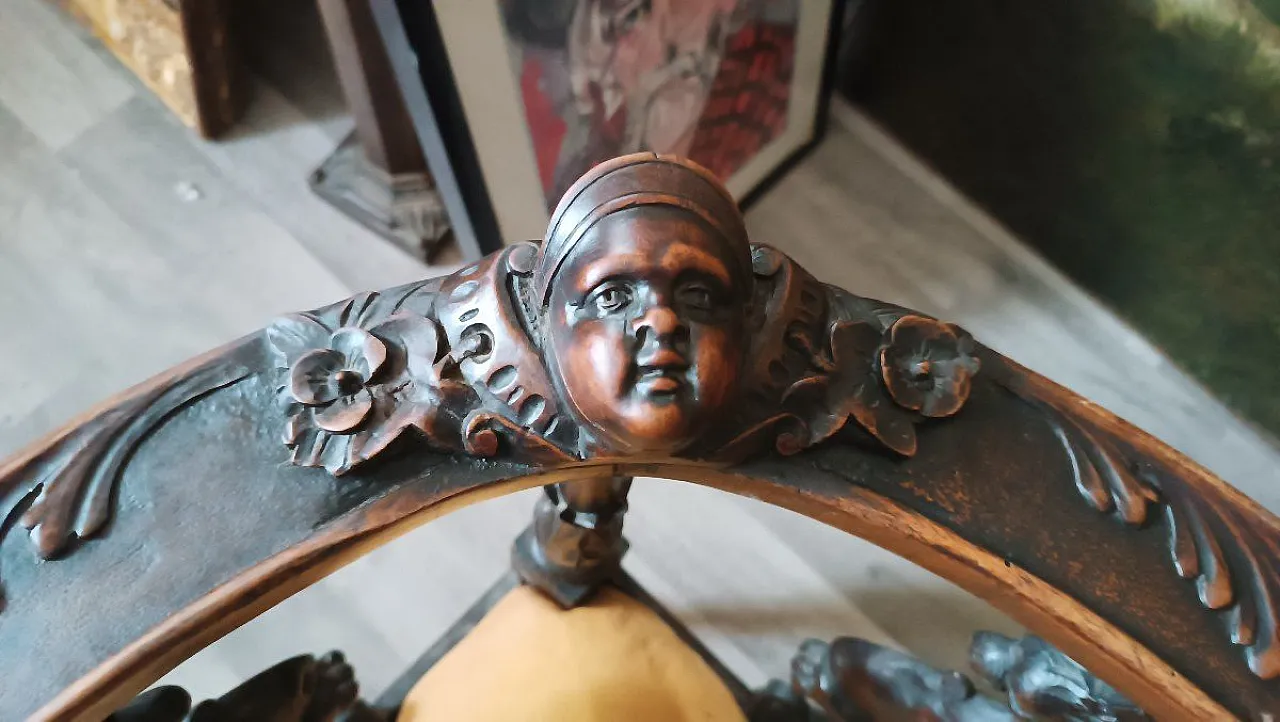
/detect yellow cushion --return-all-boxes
[397,584,747,722]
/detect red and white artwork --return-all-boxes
[501,0,800,207]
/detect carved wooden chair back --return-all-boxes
[0,154,1276,721]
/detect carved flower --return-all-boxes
[268,308,457,475]
[289,328,387,433]
[782,321,918,456]
[879,315,980,418]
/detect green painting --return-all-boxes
[844,0,1280,439]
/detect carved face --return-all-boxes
[544,207,747,454]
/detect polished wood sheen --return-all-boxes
[0,153,1276,720]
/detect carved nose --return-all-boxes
[631,304,681,338]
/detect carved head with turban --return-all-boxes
[534,153,754,455]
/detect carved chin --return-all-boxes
[603,399,700,455]
[559,382,703,455]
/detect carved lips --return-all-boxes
[631,342,689,399]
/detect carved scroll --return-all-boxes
[0,344,258,563]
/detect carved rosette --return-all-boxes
[776,315,978,457]
[879,315,979,419]
[268,297,470,476]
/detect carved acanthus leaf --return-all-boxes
[781,321,918,456]
[0,357,255,561]
[0,342,259,611]
[1048,410,1158,525]
[1023,385,1280,679]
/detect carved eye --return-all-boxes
[591,283,632,313]
[677,283,716,312]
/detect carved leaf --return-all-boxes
[0,359,254,562]
[781,321,918,456]
[1162,498,1231,610]
[1160,478,1280,678]
[266,314,330,369]
[1047,412,1157,525]
[783,375,917,457]
[1035,395,1280,679]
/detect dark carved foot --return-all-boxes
[301,651,359,722]
[747,678,817,722]
[106,686,193,722]
[789,639,840,716]
[511,477,631,608]
[335,702,396,722]
[115,650,392,722]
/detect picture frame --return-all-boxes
[373,0,847,259]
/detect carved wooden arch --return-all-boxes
[1,154,1277,721]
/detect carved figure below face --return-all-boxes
[536,153,752,455]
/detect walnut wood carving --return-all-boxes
[1000,366,1280,682]
[0,154,1277,720]
[107,650,391,722]
[768,632,1148,721]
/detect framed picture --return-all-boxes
[374,0,846,258]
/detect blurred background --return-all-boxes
[1,0,1277,709]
